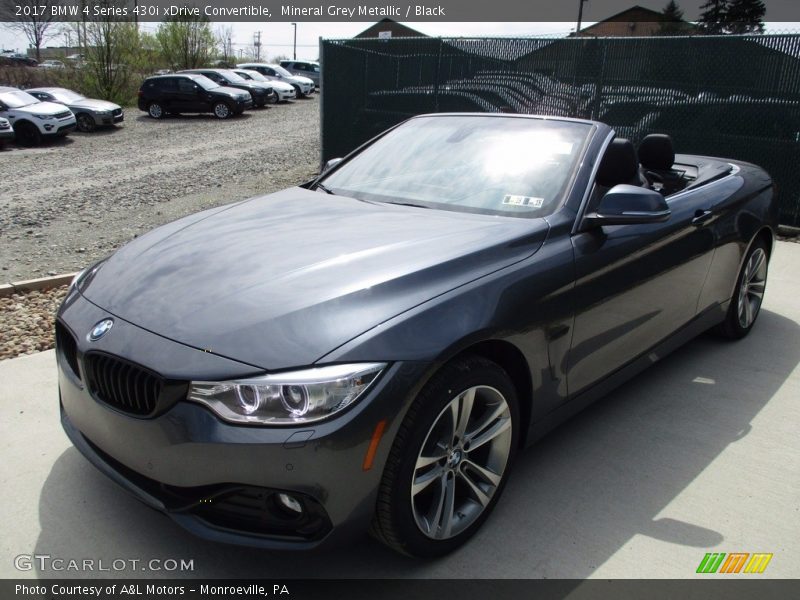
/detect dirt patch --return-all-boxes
[0,97,320,281]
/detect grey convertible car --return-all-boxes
[57,114,776,557]
[27,87,123,132]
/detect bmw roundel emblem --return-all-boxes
[89,318,114,341]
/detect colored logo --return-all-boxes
[89,319,114,341]
[696,552,773,574]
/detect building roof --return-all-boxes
[577,4,698,36]
[354,19,427,39]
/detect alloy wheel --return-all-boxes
[148,103,163,119]
[77,113,96,132]
[214,103,230,119]
[411,385,512,540]
[737,247,767,329]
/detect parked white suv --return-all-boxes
[0,116,13,148]
[237,63,315,97]
[0,87,77,146]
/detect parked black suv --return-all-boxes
[137,74,253,120]
[178,69,276,107]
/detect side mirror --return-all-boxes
[584,184,671,227]
[323,157,343,173]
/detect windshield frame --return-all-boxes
[318,114,596,220]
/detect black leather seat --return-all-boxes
[597,138,643,188]
[588,138,643,212]
[638,134,686,195]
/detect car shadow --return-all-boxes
[13,136,75,150]
[73,125,126,137]
[134,112,254,124]
[32,309,799,579]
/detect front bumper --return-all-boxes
[57,290,425,549]
[43,121,76,136]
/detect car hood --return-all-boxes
[19,101,70,116]
[288,75,313,86]
[216,86,248,98]
[70,98,120,112]
[270,81,295,92]
[82,188,548,370]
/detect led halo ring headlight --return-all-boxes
[188,363,386,425]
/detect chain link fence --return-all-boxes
[321,33,800,226]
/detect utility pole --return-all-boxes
[576,0,588,37]
[254,31,261,61]
[291,23,297,60]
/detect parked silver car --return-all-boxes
[237,63,315,97]
[279,60,320,88]
[232,69,296,102]
[27,87,123,132]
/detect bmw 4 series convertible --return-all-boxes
[57,114,777,557]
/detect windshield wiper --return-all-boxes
[386,201,430,209]
[315,182,335,195]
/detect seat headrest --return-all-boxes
[639,134,675,171]
[596,138,639,187]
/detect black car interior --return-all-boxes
[589,133,735,212]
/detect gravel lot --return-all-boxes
[0,97,320,281]
[1,97,320,361]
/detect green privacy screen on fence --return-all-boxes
[320,34,800,226]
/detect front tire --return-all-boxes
[213,101,232,119]
[371,356,519,557]
[717,238,769,339]
[14,121,41,146]
[75,113,96,132]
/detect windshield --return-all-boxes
[0,90,40,108]
[273,65,293,78]
[242,70,267,81]
[321,116,592,218]
[51,89,85,103]
[193,76,219,90]
[219,70,248,84]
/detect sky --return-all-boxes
[2,0,799,61]
[0,22,580,59]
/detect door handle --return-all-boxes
[692,209,714,226]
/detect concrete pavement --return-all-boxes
[1,241,798,580]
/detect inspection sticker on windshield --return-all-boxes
[503,195,544,208]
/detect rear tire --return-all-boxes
[717,238,769,339]
[371,356,519,557]
[14,121,41,146]
[148,102,164,119]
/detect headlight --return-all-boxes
[69,259,105,293]
[95,110,111,115]
[35,114,55,120]
[188,363,386,425]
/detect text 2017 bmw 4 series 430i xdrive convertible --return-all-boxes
[57,114,777,557]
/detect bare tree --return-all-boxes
[0,0,57,61]
[79,1,147,104]
[215,24,234,64]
